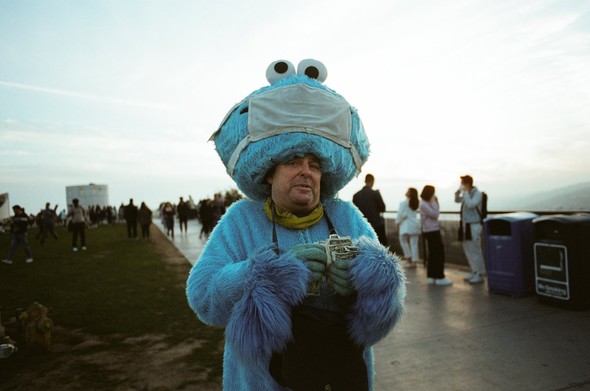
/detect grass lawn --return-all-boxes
[0,223,224,390]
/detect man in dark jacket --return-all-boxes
[353,174,388,245]
[39,202,59,244]
[2,205,33,264]
[177,197,190,234]
[124,199,139,239]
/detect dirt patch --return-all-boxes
[1,227,222,391]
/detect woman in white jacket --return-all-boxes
[396,188,421,268]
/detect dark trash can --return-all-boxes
[533,213,590,310]
[484,212,538,297]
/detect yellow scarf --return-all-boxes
[264,198,324,229]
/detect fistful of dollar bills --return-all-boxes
[307,234,358,296]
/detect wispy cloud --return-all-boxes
[0,81,170,111]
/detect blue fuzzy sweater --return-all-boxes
[186,198,406,390]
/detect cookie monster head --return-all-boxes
[210,59,370,202]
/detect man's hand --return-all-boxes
[328,259,355,296]
[290,243,327,284]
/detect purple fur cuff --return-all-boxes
[348,236,407,346]
[225,244,309,361]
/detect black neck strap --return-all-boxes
[325,213,337,235]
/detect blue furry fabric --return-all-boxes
[212,75,370,201]
[186,199,406,390]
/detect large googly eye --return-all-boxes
[266,60,295,84]
[297,59,327,82]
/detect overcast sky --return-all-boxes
[1,0,589,212]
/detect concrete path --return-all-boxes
[374,266,590,391]
[153,217,204,265]
[155,220,590,391]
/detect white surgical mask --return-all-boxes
[211,83,363,177]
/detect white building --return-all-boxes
[66,184,109,210]
[0,192,10,222]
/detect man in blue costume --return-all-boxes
[186,59,406,390]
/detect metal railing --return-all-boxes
[384,212,467,269]
[383,210,589,269]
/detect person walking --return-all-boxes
[198,198,213,239]
[352,173,388,246]
[162,202,175,238]
[177,197,190,234]
[420,185,452,286]
[396,187,421,268]
[68,198,87,251]
[138,202,153,240]
[124,199,139,239]
[38,202,59,245]
[455,174,486,284]
[2,205,34,264]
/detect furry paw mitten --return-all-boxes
[289,243,327,284]
[328,258,355,296]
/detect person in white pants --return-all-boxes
[455,175,486,284]
[397,188,421,268]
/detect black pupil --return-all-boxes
[274,62,289,74]
[305,66,319,79]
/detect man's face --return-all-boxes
[267,156,322,216]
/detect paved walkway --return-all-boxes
[153,218,204,265]
[155,220,590,391]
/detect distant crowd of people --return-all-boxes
[158,191,241,240]
[3,178,485,284]
[1,191,243,265]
